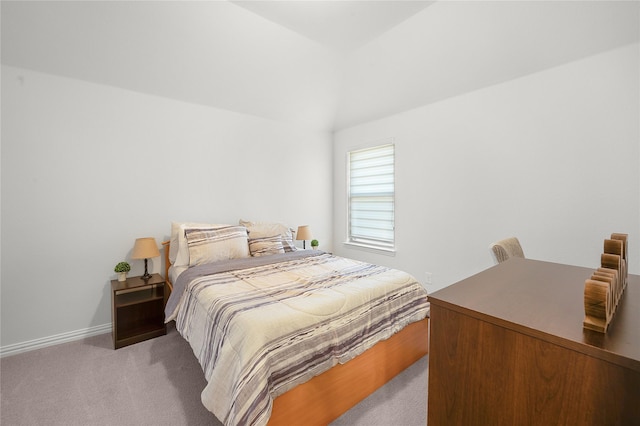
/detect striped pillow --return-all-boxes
[249,235,285,257]
[240,220,297,252]
[173,222,230,267]
[184,226,250,267]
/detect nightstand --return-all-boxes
[111,273,167,349]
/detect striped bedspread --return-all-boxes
[166,251,429,426]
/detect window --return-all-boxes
[347,143,395,251]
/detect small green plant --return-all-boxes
[310,239,319,248]
[114,261,131,273]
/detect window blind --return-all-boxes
[348,144,395,249]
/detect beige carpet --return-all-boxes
[1,323,428,425]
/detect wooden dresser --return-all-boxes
[427,258,640,425]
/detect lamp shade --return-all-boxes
[131,237,160,259]
[296,226,312,241]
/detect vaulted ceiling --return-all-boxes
[230,1,435,52]
[2,1,638,132]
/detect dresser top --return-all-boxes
[428,258,640,372]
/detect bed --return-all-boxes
[163,221,430,426]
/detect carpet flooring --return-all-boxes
[1,323,428,425]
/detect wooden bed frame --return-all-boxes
[161,240,429,425]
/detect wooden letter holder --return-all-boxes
[583,233,628,333]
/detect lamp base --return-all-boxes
[141,258,151,280]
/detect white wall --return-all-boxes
[333,43,640,293]
[1,66,333,349]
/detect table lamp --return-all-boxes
[296,225,312,249]
[132,237,160,280]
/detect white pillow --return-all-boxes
[184,226,250,267]
[170,222,216,264]
[249,235,285,257]
[239,219,297,252]
[173,223,230,267]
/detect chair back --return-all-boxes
[490,237,524,263]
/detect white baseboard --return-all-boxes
[1,323,112,358]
